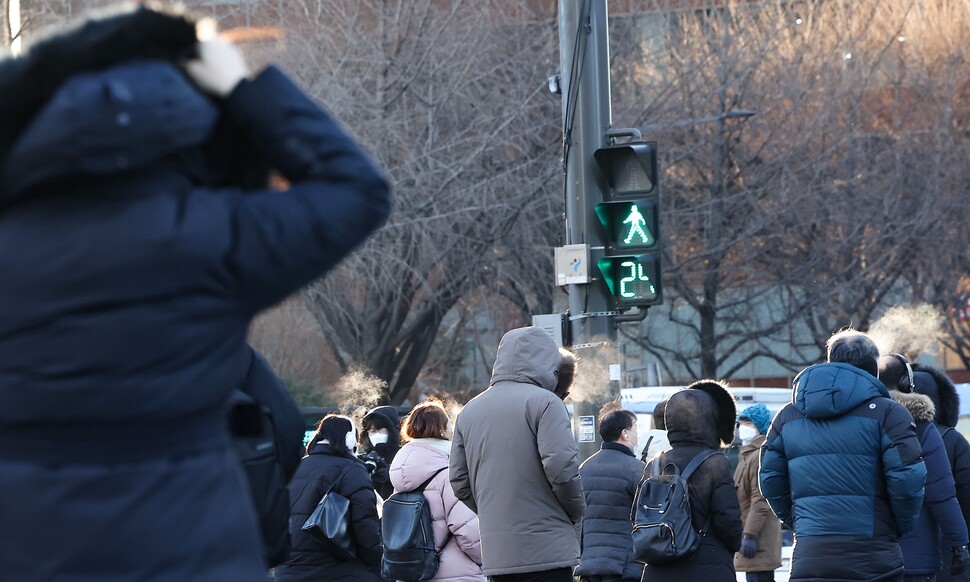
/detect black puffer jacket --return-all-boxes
[576,442,646,580]
[275,443,384,582]
[640,383,742,582]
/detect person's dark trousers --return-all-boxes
[488,567,574,582]
[746,571,775,582]
[903,575,936,582]
[583,576,640,582]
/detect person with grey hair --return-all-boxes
[760,328,927,581]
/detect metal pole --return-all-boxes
[558,0,617,462]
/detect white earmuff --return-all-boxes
[335,415,357,450]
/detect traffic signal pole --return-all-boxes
[559,0,614,343]
[558,0,615,461]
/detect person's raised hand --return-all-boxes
[185,36,248,98]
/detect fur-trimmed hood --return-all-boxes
[889,390,937,423]
[0,3,269,201]
[665,379,737,447]
[0,4,197,180]
[912,365,961,428]
[878,357,960,428]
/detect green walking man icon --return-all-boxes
[622,203,652,245]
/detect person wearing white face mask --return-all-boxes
[575,405,646,582]
[361,406,402,500]
[733,404,781,582]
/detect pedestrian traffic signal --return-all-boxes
[593,142,657,196]
[597,255,661,308]
[593,141,663,308]
[594,198,658,252]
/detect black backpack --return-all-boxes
[381,467,449,582]
[631,449,719,565]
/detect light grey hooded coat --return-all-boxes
[450,326,585,576]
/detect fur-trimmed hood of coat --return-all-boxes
[878,357,960,428]
[890,390,937,423]
[912,365,961,428]
[665,379,737,448]
[0,3,271,201]
[0,4,197,172]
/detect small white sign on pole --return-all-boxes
[555,244,590,285]
[578,415,596,443]
[609,364,622,382]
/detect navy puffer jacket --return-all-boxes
[892,391,968,575]
[908,365,970,582]
[575,442,645,580]
[0,34,390,582]
[760,363,926,581]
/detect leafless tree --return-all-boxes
[271,0,562,403]
[610,0,962,381]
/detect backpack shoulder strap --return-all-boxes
[413,466,448,493]
[325,461,357,495]
[681,449,720,481]
[640,436,655,463]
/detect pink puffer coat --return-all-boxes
[389,439,485,582]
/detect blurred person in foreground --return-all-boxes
[0,3,391,580]
[733,404,782,582]
[451,326,585,582]
[276,415,383,581]
[575,405,645,582]
[389,399,485,582]
[760,329,926,581]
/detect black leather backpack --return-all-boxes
[631,449,719,564]
[381,467,449,581]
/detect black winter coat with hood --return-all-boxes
[891,391,968,576]
[640,381,743,582]
[880,358,970,582]
[890,363,970,582]
[0,6,390,581]
[275,443,384,582]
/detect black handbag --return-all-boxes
[302,462,357,561]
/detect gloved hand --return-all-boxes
[951,545,970,575]
[740,534,758,559]
[185,37,248,97]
